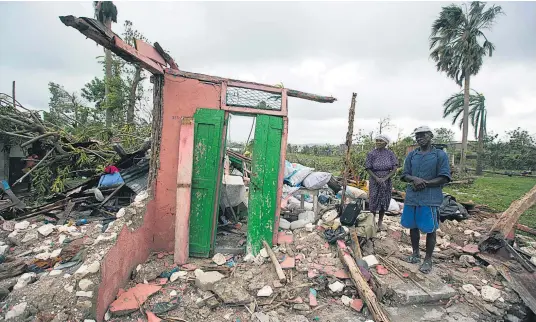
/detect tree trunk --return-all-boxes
[127,66,142,125]
[476,114,484,175]
[104,17,113,128]
[459,73,470,173]
[72,96,78,128]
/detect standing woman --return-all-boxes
[365,134,399,230]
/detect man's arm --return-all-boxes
[426,151,452,187]
[425,176,449,187]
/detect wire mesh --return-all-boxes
[226,86,282,110]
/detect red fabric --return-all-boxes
[105,165,119,174]
[25,154,39,168]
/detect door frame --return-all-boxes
[218,81,288,249]
[184,81,289,260]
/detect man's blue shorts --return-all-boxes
[401,205,440,233]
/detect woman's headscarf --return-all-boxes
[375,134,391,145]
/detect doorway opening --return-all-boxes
[215,114,255,254]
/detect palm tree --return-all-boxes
[443,90,487,175]
[94,1,118,128]
[430,1,503,172]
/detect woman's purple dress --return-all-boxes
[365,148,399,213]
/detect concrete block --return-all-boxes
[195,271,224,291]
[373,257,456,305]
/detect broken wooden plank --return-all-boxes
[114,37,164,75]
[174,118,194,265]
[517,223,536,236]
[154,42,178,70]
[337,240,391,322]
[480,184,536,251]
[350,228,362,259]
[59,15,163,75]
[134,39,166,65]
[165,69,337,104]
[263,240,287,283]
[97,183,125,209]
[505,243,534,273]
[495,260,536,314]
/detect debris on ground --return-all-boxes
[2,151,535,321]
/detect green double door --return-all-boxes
[189,109,283,257]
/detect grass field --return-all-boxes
[445,174,536,228]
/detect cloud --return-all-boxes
[0,1,534,145]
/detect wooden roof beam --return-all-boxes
[59,15,163,75]
[166,69,337,104]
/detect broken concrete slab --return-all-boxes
[481,285,501,302]
[195,271,225,291]
[257,285,273,297]
[372,257,456,305]
[212,279,253,304]
[109,284,162,316]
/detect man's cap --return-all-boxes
[413,125,433,134]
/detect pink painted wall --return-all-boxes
[95,74,222,322]
[96,199,154,321]
[152,74,222,251]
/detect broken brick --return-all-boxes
[309,288,318,307]
[277,232,293,245]
[109,284,162,316]
[462,244,479,255]
[350,299,364,312]
[288,297,304,304]
[146,311,162,322]
[376,265,388,275]
[279,256,295,269]
[181,264,198,271]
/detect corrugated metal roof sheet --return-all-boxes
[120,158,149,194]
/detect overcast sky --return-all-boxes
[1,1,535,144]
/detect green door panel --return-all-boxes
[248,115,283,254]
[189,109,225,257]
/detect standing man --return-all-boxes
[401,126,451,274]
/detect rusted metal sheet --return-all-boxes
[174,117,194,265]
[135,39,166,66]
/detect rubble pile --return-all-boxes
[1,154,535,322]
[0,185,150,321]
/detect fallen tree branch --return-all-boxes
[480,184,536,252]
[21,132,58,148]
[13,148,55,186]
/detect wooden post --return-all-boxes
[12,81,16,109]
[337,240,391,322]
[175,118,194,265]
[341,93,357,208]
[480,184,536,250]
